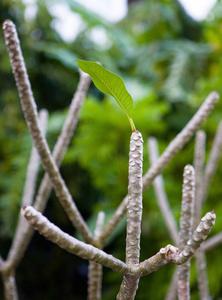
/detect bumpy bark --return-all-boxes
[22,206,129,275]
[117,131,143,300]
[178,165,195,300]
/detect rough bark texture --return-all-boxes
[22,206,129,275]
[173,211,215,264]
[117,131,143,299]
[178,165,195,300]
[126,131,143,265]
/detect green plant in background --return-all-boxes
[1,0,222,299]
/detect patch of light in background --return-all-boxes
[23,0,217,42]
[48,3,85,42]
[178,0,217,21]
[23,0,37,21]
[75,0,128,23]
[49,0,128,42]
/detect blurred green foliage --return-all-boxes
[1,0,222,299]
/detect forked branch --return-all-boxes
[3,19,93,244]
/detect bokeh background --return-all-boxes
[0,0,222,299]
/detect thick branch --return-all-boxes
[3,19,93,244]
[117,131,143,300]
[178,165,195,300]
[99,92,219,245]
[21,206,129,275]
[126,131,143,265]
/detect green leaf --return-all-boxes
[76,59,136,131]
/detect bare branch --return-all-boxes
[195,250,210,300]
[142,92,218,191]
[88,262,103,300]
[117,131,143,300]
[136,211,215,277]
[193,130,206,229]
[21,206,129,275]
[148,137,178,245]
[6,68,91,270]
[88,212,105,300]
[178,165,195,300]
[135,248,170,277]
[165,269,178,300]
[202,121,222,203]
[99,92,219,245]
[1,270,18,300]
[179,165,195,248]
[193,131,210,300]
[99,195,128,246]
[171,211,215,265]
[116,274,140,300]
[126,131,143,265]
[3,19,93,244]
[22,109,48,207]
[202,232,222,251]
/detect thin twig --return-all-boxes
[22,109,48,207]
[99,92,219,245]
[201,121,222,204]
[202,232,222,251]
[177,165,195,300]
[195,250,210,300]
[148,137,178,245]
[88,212,105,300]
[165,269,178,300]
[3,19,93,244]
[193,130,206,229]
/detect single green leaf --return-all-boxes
[76,59,136,131]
